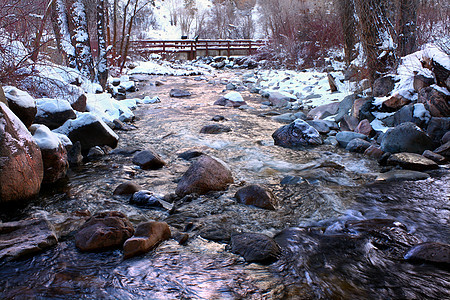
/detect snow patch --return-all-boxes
[3,86,36,108]
[36,98,73,117]
[31,124,62,150]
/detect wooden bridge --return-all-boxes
[129,39,266,60]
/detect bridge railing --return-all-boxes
[129,39,267,60]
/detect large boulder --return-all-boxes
[372,75,396,97]
[75,211,135,252]
[214,91,247,107]
[235,185,278,210]
[35,98,76,129]
[53,113,119,151]
[31,124,69,184]
[0,103,43,204]
[272,119,322,148]
[132,150,166,170]
[3,86,36,128]
[175,155,234,197]
[380,122,435,154]
[123,221,171,259]
[230,233,281,263]
[418,86,450,117]
[0,218,58,261]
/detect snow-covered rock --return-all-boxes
[214,91,247,107]
[53,112,119,151]
[86,93,134,123]
[272,119,323,148]
[0,102,43,204]
[3,86,37,128]
[31,124,68,184]
[35,98,76,129]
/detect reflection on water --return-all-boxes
[0,74,448,298]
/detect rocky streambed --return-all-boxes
[0,71,449,299]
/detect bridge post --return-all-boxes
[227,40,231,57]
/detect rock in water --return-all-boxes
[123,221,171,259]
[31,124,69,184]
[3,86,36,128]
[169,89,191,98]
[54,113,119,151]
[0,103,43,204]
[132,150,166,170]
[235,185,278,210]
[113,182,142,195]
[375,170,430,182]
[0,218,58,261]
[380,122,434,154]
[405,242,450,265]
[214,91,247,107]
[230,233,281,263]
[75,211,134,252]
[200,124,232,134]
[130,190,163,207]
[335,131,368,148]
[386,152,439,171]
[272,119,322,148]
[175,155,234,197]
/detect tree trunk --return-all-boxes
[336,0,357,65]
[51,0,77,68]
[396,0,418,57]
[354,0,397,83]
[31,0,53,62]
[97,0,108,89]
[69,0,95,79]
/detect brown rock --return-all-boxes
[355,119,375,137]
[422,150,446,164]
[75,211,134,252]
[71,94,87,112]
[418,86,450,117]
[123,221,171,258]
[351,98,369,118]
[175,155,234,197]
[364,145,384,160]
[3,86,36,128]
[373,75,395,97]
[0,103,43,204]
[387,152,439,171]
[339,115,359,132]
[235,185,278,210]
[41,144,69,184]
[113,182,142,195]
[0,218,58,261]
[413,74,435,92]
[382,94,411,111]
[132,150,166,170]
[327,73,338,92]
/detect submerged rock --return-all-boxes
[404,242,450,265]
[123,221,171,259]
[75,211,134,252]
[200,124,232,134]
[272,119,322,148]
[375,170,430,182]
[235,185,278,210]
[175,155,233,197]
[169,89,191,98]
[113,182,142,195]
[230,232,281,263]
[0,218,58,261]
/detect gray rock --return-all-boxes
[200,124,232,134]
[0,218,58,261]
[375,170,430,182]
[426,117,450,144]
[383,104,414,127]
[130,190,163,207]
[386,152,439,171]
[373,75,396,97]
[335,94,358,122]
[335,131,368,148]
[230,233,281,263]
[380,122,435,154]
[324,136,339,147]
[358,98,375,122]
[434,141,450,158]
[268,92,296,108]
[169,89,191,98]
[271,113,296,124]
[422,150,446,164]
[307,120,331,134]
[404,242,450,264]
[339,115,360,131]
[272,119,322,148]
[346,138,372,153]
[307,102,339,120]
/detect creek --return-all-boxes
[0,72,449,299]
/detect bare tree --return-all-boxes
[51,0,77,68]
[396,0,419,57]
[97,0,108,88]
[335,0,358,65]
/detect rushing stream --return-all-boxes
[1,72,449,299]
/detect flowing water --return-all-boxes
[0,72,449,299]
